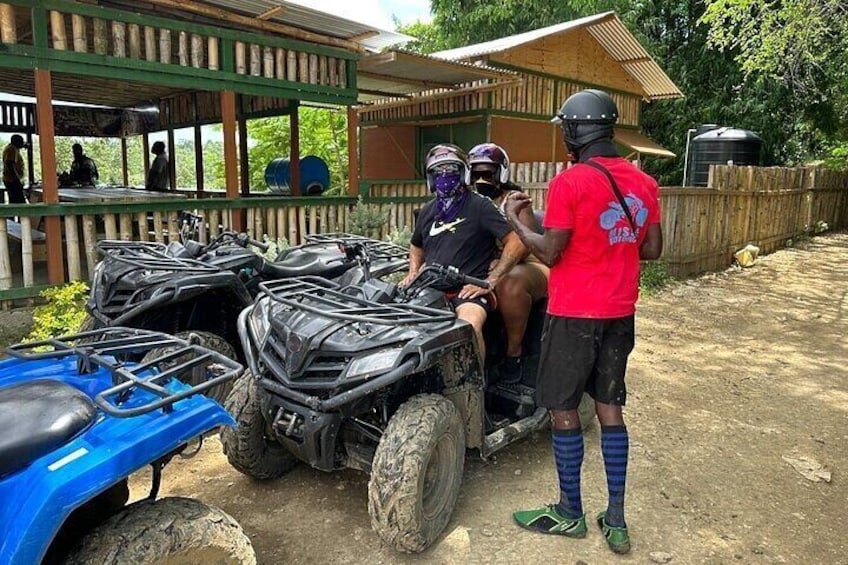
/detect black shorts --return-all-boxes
[448,292,496,314]
[536,315,635,410]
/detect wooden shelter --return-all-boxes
[357,12,684,181]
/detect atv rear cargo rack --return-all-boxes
[304,233,408,260]
[259,277,455,325]
[96,240,220,272]
[6,328,242,417]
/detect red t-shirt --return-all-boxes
[543,157,661,318]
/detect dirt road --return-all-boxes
[108,234,848,563]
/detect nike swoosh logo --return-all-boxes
[429,218,466,237]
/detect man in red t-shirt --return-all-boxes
[505,89,663,554]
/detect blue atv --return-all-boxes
[0,328,256,564]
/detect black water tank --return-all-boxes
[686,127,762,187]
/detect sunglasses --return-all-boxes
[471,170,496,183]
[428,162,462,175]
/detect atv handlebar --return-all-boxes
[400,264,490,299]
[205,231,269,253]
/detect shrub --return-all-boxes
[26,282,90,342]
[640,261,671,294]
[348,196,389,237]
[387,226,413,249]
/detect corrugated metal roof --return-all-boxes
[432,12,683,101]
[202,0,410,52]
[357,50,517,103]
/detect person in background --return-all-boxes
[507,89,663,554]
[69,143,99,186]
[146,141,170,192]
[468,142,549,384]
[2,134,28,204]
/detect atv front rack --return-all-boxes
[304,233,408,260]
[96,240,220,272]
[6,328,242,417]
[259,277,455,325]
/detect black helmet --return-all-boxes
[552,89,618,150]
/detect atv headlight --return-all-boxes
[346,347,403,379]
[248,299,272,345]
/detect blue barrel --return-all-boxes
[264,155,330,195]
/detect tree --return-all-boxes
[244,107,349,194]
[401,0,848,183]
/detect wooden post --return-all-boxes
[221,90,244,231]
[128,23,141,58]
[207,36,219,70]
[71,14,86,53]
[50,11,67,50]
[144,26,156,62]
[121,137,129,186]
[111,21,126,58]
[25,132,34,187]
[178,31,188,66]
[93,18,107,55]
[347,106,359,196]
[159,28,172,63]
[142,133,150,176]
[0,3,17,43]
[194,125,204,194]
[35,69,65,284]
[290,102,300,196]
[238,117,250,196]
[167,128,176,190]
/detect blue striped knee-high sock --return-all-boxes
[601,425,629,527]
[552,429,584,519]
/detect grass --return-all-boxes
[640,261,672,295]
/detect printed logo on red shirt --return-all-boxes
[599,193,650,245]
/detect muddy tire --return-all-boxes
[221,372,298,480]
[578,392,595,431]
[368,394,465,553]
[141,330,237,403]
[63,496,256,564]
[75,314,104,345]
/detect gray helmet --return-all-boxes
[552,89,618,150]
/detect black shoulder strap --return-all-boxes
[584,159,637,234]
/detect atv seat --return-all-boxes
[0,380,97,478]
[260,252,350,280]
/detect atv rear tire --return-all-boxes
[221,373,298,480]
[63,496,256,564]
[75,314,105,345]
[368,394,465,553]
[173,330,237,403]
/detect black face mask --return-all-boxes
[474,179,503,199]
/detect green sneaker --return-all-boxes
[596,511,631,554]
[513,505,587,538]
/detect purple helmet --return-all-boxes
[468,143,511,185]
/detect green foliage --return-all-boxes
[25,282,90,342]
[394,18,452,53]
[245,108,349,194]
[824,143,848,170]
[639,261,671,295]
[348,196,389,237]
[387,226,413,249]
[410,0,848,184]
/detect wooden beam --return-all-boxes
[358,70,456,90]
[194,125,204,194]
[141,0,364,53]
[289,102,300,197]
[257,5,284,20]
[347,106,359,196]
[349,31,379,42]
[142,133,150,175]
[238,118,250,196]
[34,69,65,284]
[167,128,176,190]
[221,89,244,231]
[121,137,129,185]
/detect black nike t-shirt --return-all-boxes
[411,191,512,283]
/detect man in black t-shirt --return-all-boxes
[403,144,526,362]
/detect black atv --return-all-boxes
[85,232,408,401]
[221,264,594,553]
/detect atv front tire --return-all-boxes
[64,497,256,564]
[368,394,465,553]
[221,373,298,480]
[172,330,238,403]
